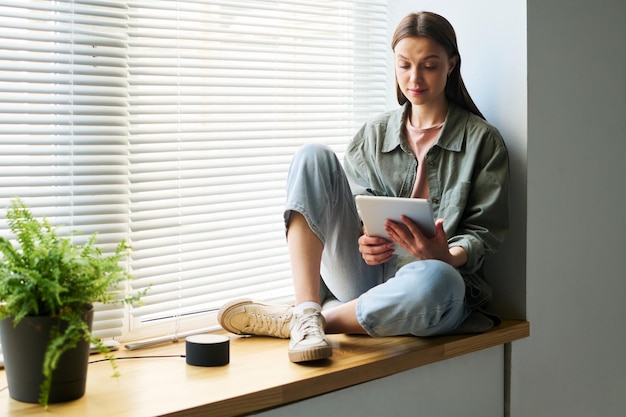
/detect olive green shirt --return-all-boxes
[343,102,510,307]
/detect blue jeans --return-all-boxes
[284,143,470,337]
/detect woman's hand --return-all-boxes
[384,216,467,267]
[358,233,395,265]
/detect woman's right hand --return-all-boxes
[358,233,395,265]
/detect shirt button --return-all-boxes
[432,197,440,204]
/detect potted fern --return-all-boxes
[0,198,138,407]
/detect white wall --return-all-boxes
[512,1,626,416]
[257,346,504,417]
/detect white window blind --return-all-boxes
[0,0,129,342]
[125,0,389,338]
[0,0,389,346]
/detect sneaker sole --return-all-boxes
[288,345,333,363]
[217,298,254,335]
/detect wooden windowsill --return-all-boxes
[1,319,529,417]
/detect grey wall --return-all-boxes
[512,1,626,416]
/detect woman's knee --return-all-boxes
[356,260,467,336]
[287,143,348,206]
[397,260,465,302]
[291,143,340,173]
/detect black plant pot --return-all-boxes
[0,307,94,404]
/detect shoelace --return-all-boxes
[292,311,324,341]
[247,312,290,337]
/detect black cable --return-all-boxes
[89,354,186,364]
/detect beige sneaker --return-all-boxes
[217,298,292,338]
[288,308,333,363]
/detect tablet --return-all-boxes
[354,195,436,256]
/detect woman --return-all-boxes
[218,11,509,363]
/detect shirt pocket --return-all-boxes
[438,182,471,231]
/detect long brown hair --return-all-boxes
[391,12,484,119]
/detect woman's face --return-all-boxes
[394,36,457,108]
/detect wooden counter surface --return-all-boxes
[0,319,529,417]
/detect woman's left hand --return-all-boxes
[384,216,454,264]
